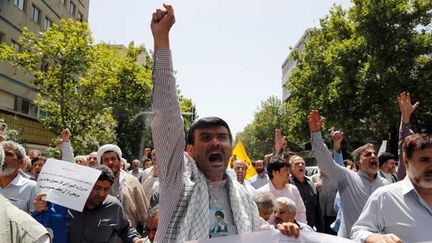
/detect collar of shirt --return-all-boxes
[207,178,227,190]
[291,176,311,184]
[357,170,379,181]
[9,173,25,187]
[400,176,432,214]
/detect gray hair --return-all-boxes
[74,155,87,163]
[352,143,375,162]
[0,141,26,161]
[275,197,297,213]
[254,191,274,210]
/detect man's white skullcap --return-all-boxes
[97,144,122,164]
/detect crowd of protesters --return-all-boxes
[0,4,431,243]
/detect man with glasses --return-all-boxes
[308,110,388,238]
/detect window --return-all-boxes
[44,18,52,30]
[11,39,20,52]
[13,0,25,11]
[68,2,76,16]
[14,96,43,119]
[31,5,41,23]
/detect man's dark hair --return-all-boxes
[31,156,46,165]
[403,133,432,160]
[267,156,290,180]
[94,165,115,184]
[187,117,232,145]
[143,158,152,163]
[378,152,396,168]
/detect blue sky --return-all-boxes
[89,0,352,135]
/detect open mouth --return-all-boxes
[208,152,224,164]
[370,160,378,167]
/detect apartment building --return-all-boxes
[0,0,89,153]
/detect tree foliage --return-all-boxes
[0,20,196,159]
[240,0,431,155]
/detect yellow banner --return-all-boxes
[228,140,256,179]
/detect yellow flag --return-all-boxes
[228,140,256,179]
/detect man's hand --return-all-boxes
[308,110,324,133]
[151,4,175,50]
[58,128,71,146]
[274,128,287,156]
[366,233,402,243]
[398,92,419,124]
[33,192,48,212]
[277,222,300,238]
[331,130,344,153]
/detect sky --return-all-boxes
[89,0,352,136]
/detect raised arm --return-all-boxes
[397,92,418,180]
[308,110,347,188]
[59,128,74,163]
[150,5,185,241]
[331,130,344,166]
[273,128,287,157]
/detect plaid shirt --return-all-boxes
[152,50,270,242]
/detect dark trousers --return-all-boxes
[324,215,337,235]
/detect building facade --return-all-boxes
[281,28,314,102]
[0,0,89,153]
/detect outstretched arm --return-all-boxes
[331,130,344,166]
[150,5,184,241]
[397,92,418,180]
[308,110,346,188]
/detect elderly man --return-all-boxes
[0,141,36,213]
[272,197,313,231]
[150,4,299,241]
[249,159,269,189]
[253,191,275,221]
[378,152,398,183]
[289,155,324,232]
[0,145,50,243]
[87,152,98,168]
[130,159,144,181]
[34,165,143,243]
[351,133,432,242]
[309,110,388,238]
[232,159,256,195]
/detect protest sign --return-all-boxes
[37,158,101,212]
[186,229,356,243]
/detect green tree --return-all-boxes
[237,96,301,160]
[285,0,432,151]
[0,20,117,154]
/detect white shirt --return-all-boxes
[257,182,307,224]
[351,176,432,242]
[240,180,256,196]
[249,173,270,189]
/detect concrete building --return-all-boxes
[0,0,89,153]
[281,28,314,102]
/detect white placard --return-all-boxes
[186,229,356,243]
[37,158,102,212]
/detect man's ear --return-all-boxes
[403,152,409,171]
[186,144,194,157]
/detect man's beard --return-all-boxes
[0,165,16,177]
[256,168,264,173]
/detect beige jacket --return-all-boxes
[120,171,150,229]
[0,195,50,243]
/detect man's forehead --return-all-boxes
[233,160,247,168]
[195,126,229,135]
[102,151,118,158]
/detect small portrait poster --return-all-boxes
[209,208,228,237]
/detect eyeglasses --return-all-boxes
[362,151,377,157]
